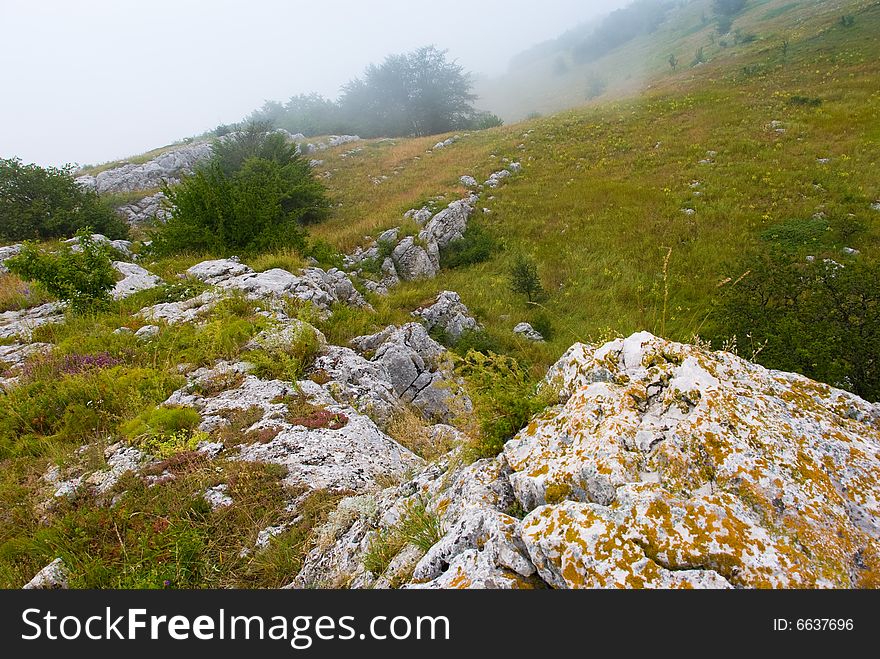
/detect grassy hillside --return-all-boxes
[304,0,879,373]
[0,0,877,588]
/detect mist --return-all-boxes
[0,0,631,168]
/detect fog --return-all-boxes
[0,0,631,167]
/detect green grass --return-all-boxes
[1,0,878,588]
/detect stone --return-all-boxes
[352,323,470,423]
[513,322,544,342]
[139,290,219,325]
[75,142,213,194]
[135,324,160,339]
[64,233,134,258]
[112,261,162,299]
[116,191,170,225]
[412,291,479,342]
[459,175,478,187]
[312,346,399,428]
[391,237,439,281]
[404,207,433,224]
[485,169,512,188]
[23,558,69,589]
[204,484,233,510]
[0,243,23,273]
[419,196,477,249]
[186,258,253,283]
[0,302,65,340]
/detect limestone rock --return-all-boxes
[391,237,439,281]
[506,331,880,587]
[412,291,479,342]
[513,322,544,342]
[0,243,23,273]
[419,196,477,249]
[116,191,170,225]
[0,302,65,340]
[23,558,69,590]
[75,142,213,194]
[112,261,162,299]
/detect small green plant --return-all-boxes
[362,497,443,575]
[692,46,706,66]
[788,95,822,107]
[840,15,855,28]
[5,230,117,312]
[440,224,497,269]
[363,527,406,576]
[457,351,555,459]
[508,254,544,303]
[122,405,205,458]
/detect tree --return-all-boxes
[5,229,117,312]
[508,254,544,303]
[715,249,880,401]
[0,158,128,242]
[337,46,478,138]
[713,0,747,15]
[668,54,678,70]
[151,125,329,256]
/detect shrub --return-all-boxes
[469,112,504,130]
[440,224,496,269]
[450,329,502,357]
[508,253,544,303]
[150,125,330,257]
[457,351,555,459]
[362,498,443,575]
[840,15,855,28]
[715,249,880,401]
[122,405,205,458]
[0,158,128,242]
[5,230,117,312]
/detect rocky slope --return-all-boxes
[9,244,879,587]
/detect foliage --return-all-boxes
[338,46,478,138]
[572,0,671,64]
[121,405,204,458]
[0,366,183,459]
[439,224,497,269]
[249,94,344,137]
[0,158,127,242]
[363,498,443,575]
[713,0,747,16]
[151,133,329,256]
[457,351,555,459]
[469,112,504,130]
[5,230,117,312]
[715,250,880,401]
[508,253,544,303]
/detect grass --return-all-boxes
[0,273,54,312]
[2,0,879,588]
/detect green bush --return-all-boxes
[122,405,204,458]
[5,230,117,312]
[469,112,504,130]
[150,126,330,257]
[457,351,555,459]
[715,249,880,401]
[0,158,128,242]
[440,224,497,269]
[0,366,183,458]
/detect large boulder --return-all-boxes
[412,291,479,342]
[391,237,439,281]
[75,142,213,194]
[112,261,162,299]
[418,196,477,249]
[352,324,469,423]
[305,331,880,589]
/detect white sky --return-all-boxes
[0,0,629,167]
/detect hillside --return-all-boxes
[1,0,879,589]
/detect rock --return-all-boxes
[112,262,162,299]
[419,196,477,249]
[404,207,433,224]
[843,247,860,256]
[412,291,479,342]
[135,324,160,339]
[0,302,65,340]
[0,341,51,369]
[391,237,439,281]
[505,331,880,587]
[459,175,478,187]
[244,319,327,354]
[64,233,134,258]
[352,323,470,423]
[377,227,400,245]
[508,162,523,174]
[23,558,69,590]
[513,322,544,342]
[871,202,880,212]
[432,136,458,150]
[485,169,512,188]
[116,191,170,225]
[204,484,233,510]
[0,243,23,273]
[682,208,696,216]
[313,346,399,428]
[75,142,213,194]
[139,290,219,325]
[186,258,253,283]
